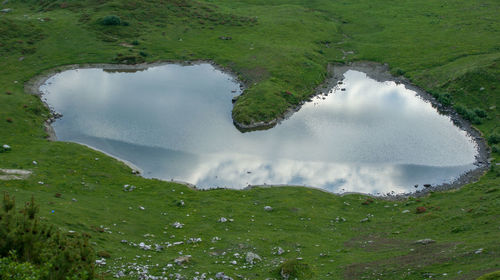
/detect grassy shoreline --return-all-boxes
[1,0,499,279]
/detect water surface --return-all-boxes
[41,64,478,194]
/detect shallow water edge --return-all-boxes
[26,60,490,199]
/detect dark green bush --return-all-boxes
[0,253,48,279]
[0,193,95,279]
[454,104,485,125]
[492,145,499,154]
[473,107,487,118]
[436,93,451,107]
[488,134,500,145]
[278,259,313,279]
[477,271,500,280]
[100,15,121,26]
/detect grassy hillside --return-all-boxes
[0,0,499,279]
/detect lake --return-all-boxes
[40,63,478,195]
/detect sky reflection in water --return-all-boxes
[41,64,478,194]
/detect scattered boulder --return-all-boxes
[245,252,262,264]
[414,239,435,245]
[219,36,232,40]
[402,210,410,213]
[276,247,285,255]
[475,248,484,254]
[172,221,184,228]
[0,8,11,13]
[123,184,136,192]
[264,206,273,211]
[218,217,228,223]
[139,242,151,250]
[215,272,234,280]
[174,255,191,265]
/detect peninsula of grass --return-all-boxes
[0,0,499,279]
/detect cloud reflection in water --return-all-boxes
[41,65,478,194]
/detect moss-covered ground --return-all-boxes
[0,0,499,279]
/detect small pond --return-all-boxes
[40,63,478,195]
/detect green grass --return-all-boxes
[0,0,499,279]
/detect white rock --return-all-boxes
[212,236,221,242]
[174,255,191,265]
[218,217,228,223]
[475,248,484,254]
[172,222,184,229]
[215,272,233,280]
[276,247,285,255]
[2,144,10,150]
[402,210,410,213]
[264,206,273,211]
[245,252,262,264]
[414,239,435,245]
[32,160,38,165]
[139,242,151,250]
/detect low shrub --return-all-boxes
[100,15,122,26]
[278,259,313,279]
[0,254,48,280]
[0,193,95,279]
[416,206,427,214]
[488,134,500,145]
[473,108,488,118]
[491,145,499,154]
[97,251,111,258]
[477,271,500,280]
[436,93,451,107]
[454,104,485,125]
